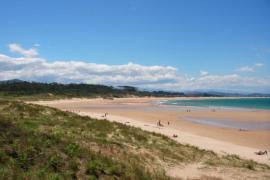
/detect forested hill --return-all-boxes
[0,80,184,99]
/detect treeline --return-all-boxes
[0,80,185,98]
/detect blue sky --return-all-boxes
[0,0,269,92]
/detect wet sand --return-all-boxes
[32,97,270,165]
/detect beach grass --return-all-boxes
[0,100,269,179]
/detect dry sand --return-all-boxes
[32,97,270,166]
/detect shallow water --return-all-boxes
[183,117,270,130]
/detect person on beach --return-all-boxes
[167,121,170,125]
[255,150,268,155]
[157,120,163,127]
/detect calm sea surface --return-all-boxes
[162,98,270,110]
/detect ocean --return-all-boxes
[162,98,270,110]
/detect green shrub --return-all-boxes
[64,143,79,157]
[48,155,61,172]
[86,160,101,177]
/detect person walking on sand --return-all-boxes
[157,120,163,127]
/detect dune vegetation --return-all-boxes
[0,100,269,179]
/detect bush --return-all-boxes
[48,155,61,172]
[64,143,79,157]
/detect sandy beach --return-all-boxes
[32,97,270,165]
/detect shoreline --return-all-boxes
[31,97,270,165]
[156,97,270,111]
[78,111,270,165]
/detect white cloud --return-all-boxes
[0,54,178,86]
[8,43,38,57]
[236,63,264,72]
[200,70,208,76]
[0,44,269,93]
[237,66,254,72]
[255,63,263,67]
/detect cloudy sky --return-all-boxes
[0,0,269,93]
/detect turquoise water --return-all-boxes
[163,98,270,110]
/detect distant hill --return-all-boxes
[184,90,270,97]
[0,79,184,99]
[0,79,24,84]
